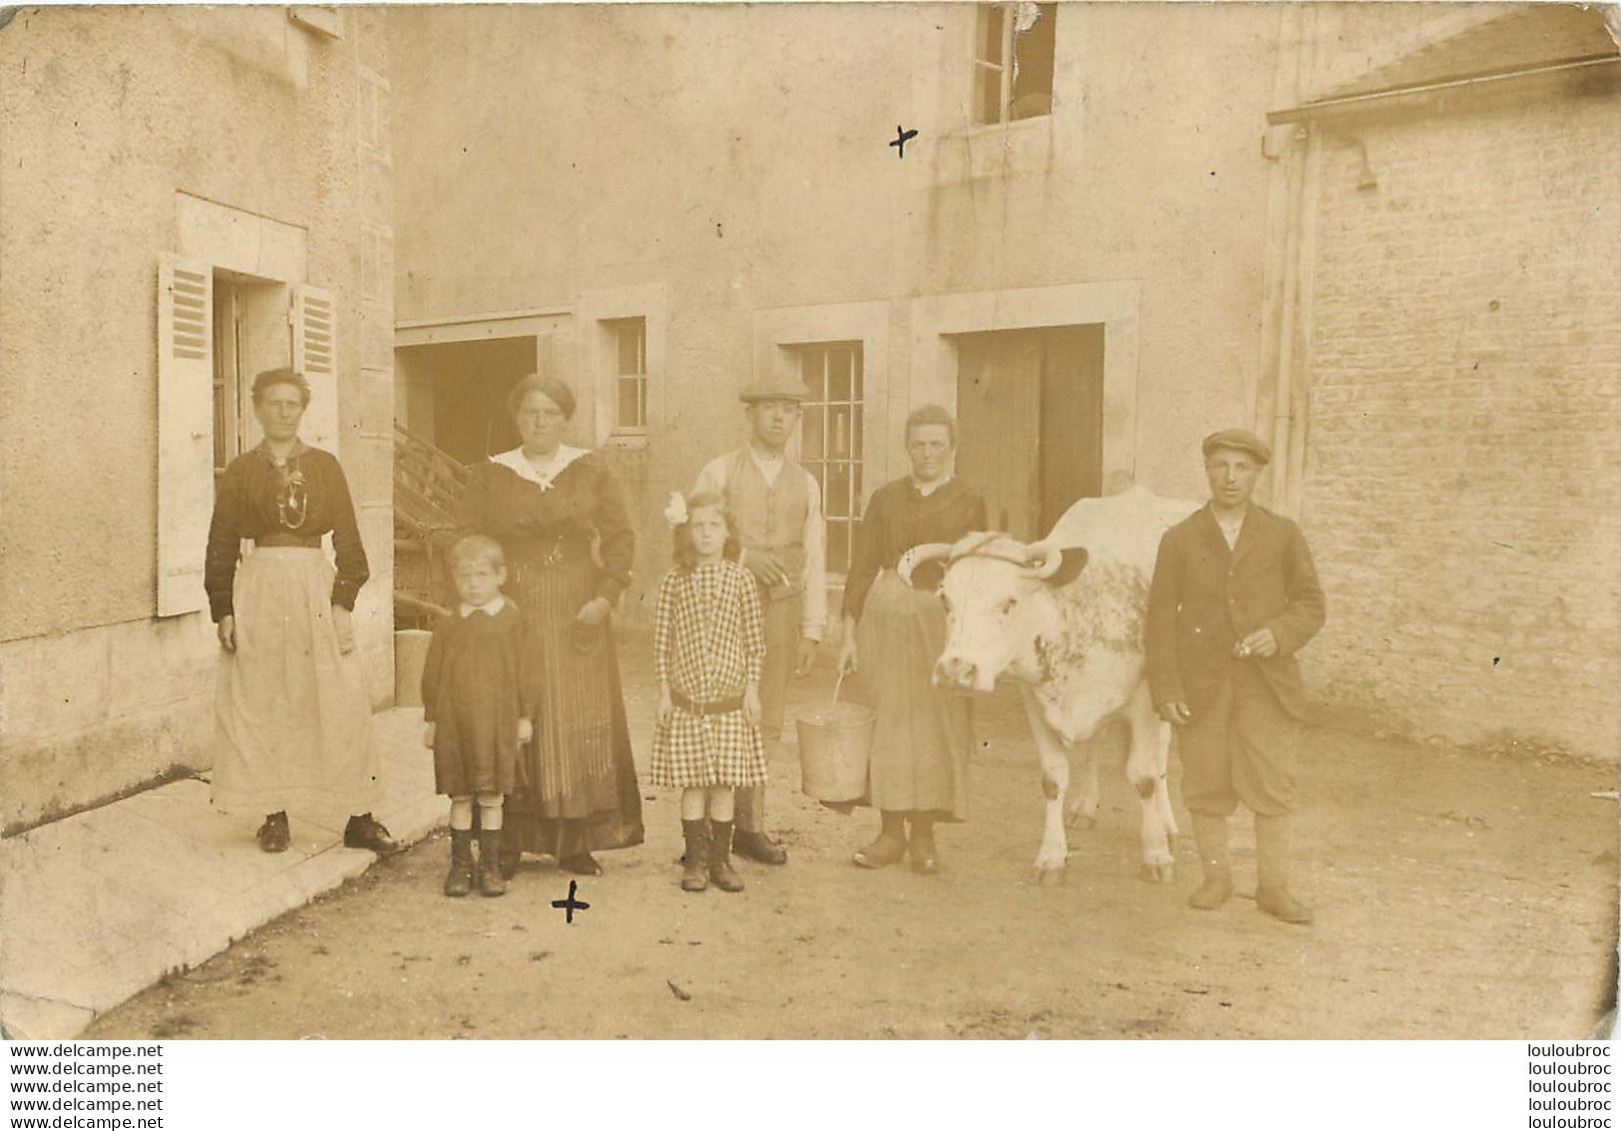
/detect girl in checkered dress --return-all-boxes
[652,491,768,893]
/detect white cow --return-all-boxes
[899,485,1199,885]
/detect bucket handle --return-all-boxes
[831,669,848,707]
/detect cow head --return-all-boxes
[902,532,1089,693]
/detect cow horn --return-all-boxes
[1023,540,1064,580]
[897,542,954,587]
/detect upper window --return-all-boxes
[973,2,1057,126]
[797,343,864,576]
[606,317,648,433]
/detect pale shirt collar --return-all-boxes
[1213,505,1247,550]
[746,442,787,486]
[491,445,590,492]
[459,595,507,618]
[911,474,953,498]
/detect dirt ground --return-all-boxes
[89,631,1619,1040]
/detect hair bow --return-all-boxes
[663,492,689,528]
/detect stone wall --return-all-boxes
[1301,90,1621,759]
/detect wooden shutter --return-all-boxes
[292,283,339,454]
[156,254,214,617]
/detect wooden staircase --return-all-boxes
[394,423,469,628]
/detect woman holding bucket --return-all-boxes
[837,404,987,874]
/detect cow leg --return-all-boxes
[1154,715,1179,841]
[1125,681,1176,884]
[1020,688,1071,885]
[1064,740,1100,830]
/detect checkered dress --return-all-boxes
[650,561,768,788]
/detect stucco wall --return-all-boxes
[0,7,396,831]
[390,3,1285,607]
[1300,90,1621,759]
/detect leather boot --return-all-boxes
[681,820,710,892]
[476,830,507,897]
[1256,814,1312,924]
[257,811,290,854]
[853,810,908,869]
[708,820,745,893]
[1188,813,1234,911]
[443,830,474,898]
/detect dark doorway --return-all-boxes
[954,324,1104,541]
[396,336,537,465]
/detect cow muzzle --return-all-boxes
[934,654,993,693]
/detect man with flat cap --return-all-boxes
[689,374,827,865]
[1146,429,1326,924]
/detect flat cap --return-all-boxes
[1202,428,1271,465]
[739,373,812,403]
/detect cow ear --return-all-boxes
[1044,547,1089,588]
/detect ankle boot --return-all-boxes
[1188,813,1234,911]
[1255,814,1312,924]
[476,830,507,897]
[853,810,909,869]
[681,819,710,892]
[907,813,940,875]
[708,820,745,893]
[443,830,474,897]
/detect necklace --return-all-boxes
[266,447,308,531]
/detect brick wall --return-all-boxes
[1301,91,1621,760]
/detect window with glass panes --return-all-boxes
[607,317,647,432]
[798,343,864,576]
[973,3,1057,126]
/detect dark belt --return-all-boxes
[671,690,745,718]
[255,533,322,549]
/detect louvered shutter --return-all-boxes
[156,255,215,617]
[292,284,339,454]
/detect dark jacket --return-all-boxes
[1145,503,1325,720]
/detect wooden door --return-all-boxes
[955,325,1105,541]
[956,332,1042,540]
[1036,324,1105,534]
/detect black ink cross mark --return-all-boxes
[551,879,590,924]
[890,125,918,159]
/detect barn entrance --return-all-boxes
[953,324,1104,541]
[395,335,540,465]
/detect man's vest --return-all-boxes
[724,449,809,604]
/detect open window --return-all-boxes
[973,2,1058,126]
[158,256,336,617]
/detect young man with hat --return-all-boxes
[1145,428,1326,924]
[689,374,827,865]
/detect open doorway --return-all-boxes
[396,335,538,465]
[953,324,1104,541]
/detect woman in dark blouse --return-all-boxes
[456,373,644,877]
[205,367,396,856]
[838,404,987,875]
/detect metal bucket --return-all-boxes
[795,672,874,803]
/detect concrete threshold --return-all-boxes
[0,708,441,1039]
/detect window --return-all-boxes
[973,2,1057,126]
[797,343,864,576]
[158,254,335,617]
[212,277,248,479]
[606,317,647,432]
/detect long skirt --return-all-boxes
[212,548,379,817]
[852,570,974,820]
[503,555,644,858]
